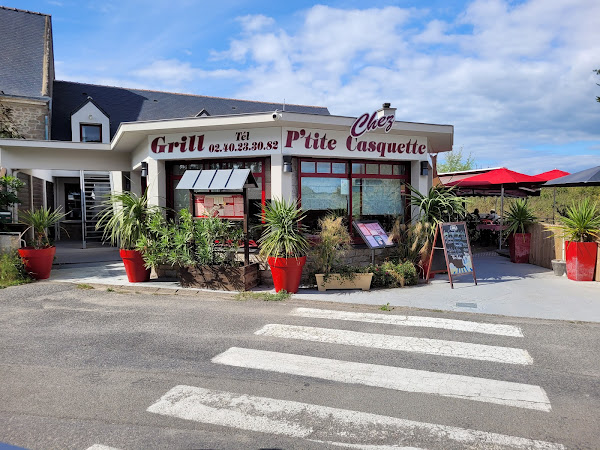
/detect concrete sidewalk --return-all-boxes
[48,248,600,322]
[294,255,600,322]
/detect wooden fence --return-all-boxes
[528,222,561,269]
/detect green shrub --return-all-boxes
[0,251,31,288]
[365,261,418,288]
[137,208,242,268]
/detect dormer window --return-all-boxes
[80,124,102,142]
[71,96,109,143]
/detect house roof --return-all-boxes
[51,80,330,141]
[0,6,50,98]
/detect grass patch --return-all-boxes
[106,287,115,292]
[379,302,393,311]
[76,283,94,290]
[0,251,32,289]
[235,290,291,302]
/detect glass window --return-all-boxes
[300,159,410,233]
[317,162,330,173]
[300,177,348,231]
[352,163,365,174]
[64,183,81,220]
[366,164,379,175]
[301,161,316,173]
[81,124,102,143]
[172,164,188,176]
[174,189,190,213]
[380,164,393,175]
[352,178,405,230]
[332,162,346,174]
[248,161,263,173]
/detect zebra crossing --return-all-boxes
[147,307,564,449]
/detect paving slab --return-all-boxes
[49,253,600,323]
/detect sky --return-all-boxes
[7,0,600,174]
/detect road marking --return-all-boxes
[291,307,524,337]
[85,446,122,450]
[148,385,563,449]
[212,347,551,411]
[255,324,533,365]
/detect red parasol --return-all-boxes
[445,168,543,250]
[533,169,570,182]
[445,167,542,187]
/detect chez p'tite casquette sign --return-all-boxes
[147,109,428,161]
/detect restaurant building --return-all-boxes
[0,6,453,248]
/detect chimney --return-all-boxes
[376,102,396,119]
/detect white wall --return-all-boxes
[71,102,110,143]
[410,160,432,222]
[270,153,294,201]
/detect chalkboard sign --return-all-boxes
[426,222,477,288]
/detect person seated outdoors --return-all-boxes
[488,209,499,222]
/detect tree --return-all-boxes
[0,175,24,211]
[0,103,23,139]
[437,147,475,173]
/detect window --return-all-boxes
[166,159,267,238]
[80,124,102,143]
[64,183,81,220]
[299,158,410,234]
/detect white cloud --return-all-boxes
[130,59,242,89]
[236,14,275,33]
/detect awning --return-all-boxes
[175,169,258,192]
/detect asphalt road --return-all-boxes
[0,282,599,449]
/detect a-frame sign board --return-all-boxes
[426,222,477,289]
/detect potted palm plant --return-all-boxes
[96,191,161,282]
[551,198,600,281]
[18,207,66,279]
[258,197,309,293]
[312,215,373,291]
[505,199,537,264]
[407,184,466,278]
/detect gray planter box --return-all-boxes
[551,259,566,277]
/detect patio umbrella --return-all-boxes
[446,168,543,249]
[534,169,570,182]
[544,165,600,187]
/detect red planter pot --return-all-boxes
[268,256,306,293]
[565,241,598,281]
[120,249,151,282]
[509,233,531,264]
[18,246,56,280]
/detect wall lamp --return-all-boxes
[283,155,293,173]
[420,161,429,176]
[141,161,148,177]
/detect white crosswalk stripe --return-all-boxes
[255,323,534,365]
[148,307,559,447]
[212,347,551,411]
[291,307,525,337]
[147,385,564,449]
